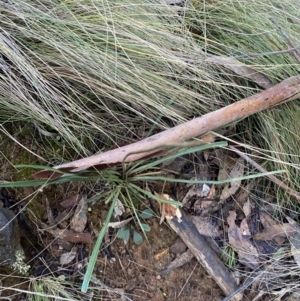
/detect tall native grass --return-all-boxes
[0,0,233,158]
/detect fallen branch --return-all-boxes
[166,208,241,300]
[34,76,300,179]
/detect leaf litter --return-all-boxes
[3,132,300,301]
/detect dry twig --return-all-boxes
[229,145,300,202]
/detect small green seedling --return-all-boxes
[116,209,153,245]
[220,244,237,268]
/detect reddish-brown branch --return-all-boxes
[33,76,300,179]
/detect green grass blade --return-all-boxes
[131,170,286,184]
[128,141,228,175]
[128,183,181,206]
[81,186,121,293]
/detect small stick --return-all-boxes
[229,145,300,202]
[235,46,300,60]
[221,268,265,301]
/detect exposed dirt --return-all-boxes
[1,124,296,301]
[94,218,224,301]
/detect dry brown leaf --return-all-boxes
[60,194,81,209]
[191,216,220,238]
[195,200,214,210]
[235,182,254,208]
[182,183,211,207]
[220,158,245,202]
[242,198,251,218]
[240,217,251,236]
[217,150,237,182]
[205,55,273,89]
[60,250,76,265]
[253,213,297,244]
[259,212,278,229]
[70,195,88,233]
[47,228,92,244]
[207,184,216,199]
[227,211,259,269]
[253,224,296,244]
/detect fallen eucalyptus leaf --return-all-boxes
[205,55,273,89]
[220,158,245,202]
[227,211,259,269]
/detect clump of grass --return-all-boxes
[1,0,237,160]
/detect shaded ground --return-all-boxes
[1,124,299,301]
[0,128,225,301]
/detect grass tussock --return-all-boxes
[1,0,237,159]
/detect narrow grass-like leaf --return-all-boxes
[127,141,227,175]
[14,164,74,174]
[132,170,285,184]
[81,186,121,293]
[128,183,181,206]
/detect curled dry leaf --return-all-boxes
[220,158,245,202]
[155,192,181,224]
[60,251,76,265]
[113,199,125,218]
[108,217,133,229]
[227,211,259,269]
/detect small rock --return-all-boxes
[0,208,28,273]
